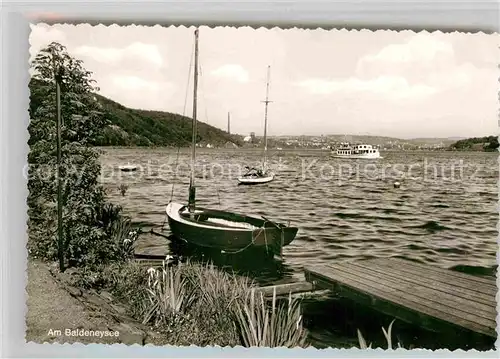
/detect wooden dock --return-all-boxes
[304,257,497,338]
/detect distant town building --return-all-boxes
[243,132,257,143]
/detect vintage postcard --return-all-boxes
[25,24,497,350]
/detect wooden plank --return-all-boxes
[326,262,496,325]
[370,257,497,296]
[304,261,497,338]
[134,253,168,260]
[306,264,495,337]
[306,265,481,332]
[254,281,315,297]
[305,269,471,337]
[343,260,496,314]
[384,257,496,286]
[362,259,496,305]
[325,263,496,331]
[134,259,166,268]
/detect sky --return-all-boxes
[29,24,499,139]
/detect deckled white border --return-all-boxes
[1,0,498,358]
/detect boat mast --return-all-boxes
[188,28,199,213]
[262,65,272,172]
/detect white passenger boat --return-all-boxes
[331,142,382,159]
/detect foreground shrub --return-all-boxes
[70,258,308,347]
[27,41,128,271]
[101,261,150,318]
[137,260,308,347]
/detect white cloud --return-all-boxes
[297,76,437,100]
[103,75,177,111]
[297,32,492,105]
[354,33,480,94]
[296,34,455,101]
[29,24,67,57]
[111,75,162,91]
[73,42,163,67]
[27,24,498,137]
[211,64,249,82]
[360,33,454,66]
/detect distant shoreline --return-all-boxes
[95,146,496,153]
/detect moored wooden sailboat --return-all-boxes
[237,66,275,185]
[166,29,298,255]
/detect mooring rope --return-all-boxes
[221,222,266,255]
[221,220,285,256]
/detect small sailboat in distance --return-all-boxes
[237,66,275,185]
[119,163,138,172]
[165,29,298,255]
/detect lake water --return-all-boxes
[100,147,497,349]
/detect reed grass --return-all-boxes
[235,287,307,348]
[97,258,407,349]
[182,262,252,310]
[135,259,308,347]
[143,260,188,327]
[357,319,403,349]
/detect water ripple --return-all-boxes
[101,148,497,281]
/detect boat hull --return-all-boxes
[331,153,382,159]
[119,165,138,172]
[166,202,297,254]
[237,174,274,185]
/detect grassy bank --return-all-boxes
[70,257,307,347]
[28,249,410,349]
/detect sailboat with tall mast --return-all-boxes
[237,66,275,185]
[165,29,298,255]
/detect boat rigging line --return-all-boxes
[198,59,223,208]
[163,40,195,230]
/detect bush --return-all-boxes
[27,42,135,271]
